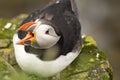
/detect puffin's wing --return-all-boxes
[49,0,80,19]
[70,0,80,19]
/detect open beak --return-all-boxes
[17,32,36,45]
[16,22,37,45]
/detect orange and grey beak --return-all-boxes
[16,32,36,45]
[18,22,37,30]
[16,22,37,45]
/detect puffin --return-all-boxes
[13,0,82,77]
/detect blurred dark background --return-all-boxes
[0,0,119,80]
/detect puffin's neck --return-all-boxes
[25,44,60,61]
[43,45,60,60]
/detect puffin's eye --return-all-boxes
[45,28,58,37]
[45,30,49,34]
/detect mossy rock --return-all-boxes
[0,14,28,39]
[0,15,113,80]
[52,35,113,80]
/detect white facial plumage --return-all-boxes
[33,23,60,49]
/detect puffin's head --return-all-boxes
[17,21,61,49]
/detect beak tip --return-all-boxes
[16,41,23,45]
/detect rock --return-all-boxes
[52,35,113,80]
[0,39,11,48]
[0,48,16,65]
[0,57,17,77]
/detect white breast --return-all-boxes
[13,34,80,77]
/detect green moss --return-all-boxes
[82,35,97,47]
[53,36,113,80]
[0,14,28,39]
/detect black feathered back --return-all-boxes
[21,0,81,55]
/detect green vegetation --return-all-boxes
[0,15,113,80]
